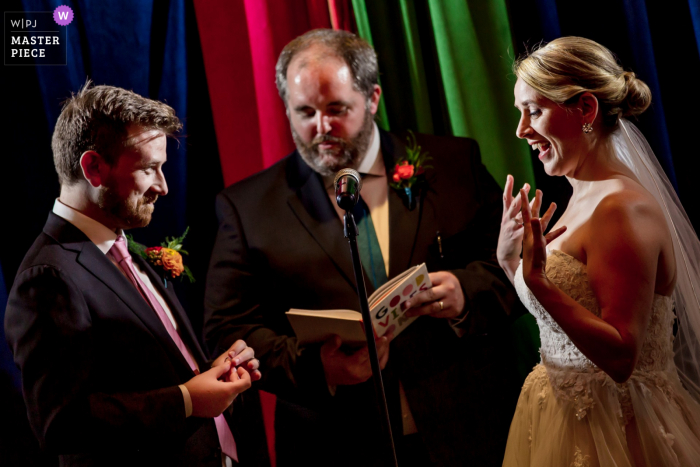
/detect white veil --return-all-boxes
[612,119,700,402]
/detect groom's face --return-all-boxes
[97,126,169,229]
[285,47,380,177]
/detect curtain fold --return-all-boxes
[427,0,534,187]
[196,0,340,187]
[691,0,700,57]
[398,0,434,134]
[243,0,297,170]
[351,0,391,131]
[194,0,263,187]
[328,0,355,31]
[621,0,677,188]
[351,0,535,187]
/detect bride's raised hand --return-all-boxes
[497,175,529,280]
[520,189,567,287]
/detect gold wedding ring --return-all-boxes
[439,301,444,311]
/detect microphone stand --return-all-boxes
[343,210,399,467]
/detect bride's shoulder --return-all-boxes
[591,181,666,234]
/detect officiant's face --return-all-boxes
[514,78,586,177]
[285,48,381,176]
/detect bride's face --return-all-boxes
[514,78,587,177]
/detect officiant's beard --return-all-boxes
[97,184,158,228]
[292,108,374,177]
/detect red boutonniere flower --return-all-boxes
[389,131,432,209]
[126,227,195,287]
[392,161,415,182]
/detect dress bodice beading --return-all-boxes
[515,250,675,373]
[515,250,680,423]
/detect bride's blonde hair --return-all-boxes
[514,37,652,127]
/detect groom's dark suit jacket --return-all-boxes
[204,130,527,466]
[5,213,230,467]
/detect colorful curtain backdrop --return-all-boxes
[352,0,535,187]
[195,0,535,189]
[5,0,700,465]
[194,0,345,187]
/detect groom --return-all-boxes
[204,29,530,466]
[5,83,260,466]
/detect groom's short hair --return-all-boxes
[51,81,182,186]
[275,29,379,107]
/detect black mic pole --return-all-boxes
[335,169,398,467]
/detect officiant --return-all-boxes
[203,28,528,467]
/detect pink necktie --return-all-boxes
[109,236,238,461]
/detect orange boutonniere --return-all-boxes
[127,227,195,287]
[389,131,432,210]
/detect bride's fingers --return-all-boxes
[507,192,523,219]
[544,226,567,245]
[520,189,532,224]
[503,175,514,210]
[530,219,547,265]
[530,189,543,218]
[540,202,557,231]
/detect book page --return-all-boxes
[287,309,361,320]
[369,263,431,338]
[286,309,366,345]
[368,264,420,306]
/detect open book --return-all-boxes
[286,263,431,345]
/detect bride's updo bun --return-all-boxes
[514,37,651,128]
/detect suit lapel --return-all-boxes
[286,153,358,291]
[133,254,209,365]
[383,131,426,278]
[44,214,196,373]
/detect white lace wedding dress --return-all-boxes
[502,250,700,466]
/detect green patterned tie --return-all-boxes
[351,196,388,289]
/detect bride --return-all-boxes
[498,37,700,466]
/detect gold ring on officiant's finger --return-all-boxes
[439,301,444,311]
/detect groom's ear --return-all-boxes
[79,150,109,187]
[578,92,599,125]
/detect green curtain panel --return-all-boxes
[427,0,533,186]
[398,0,434,134]
[352,0,535,188]
[351,0,391,131]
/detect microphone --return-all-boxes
[334,168,362,211]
